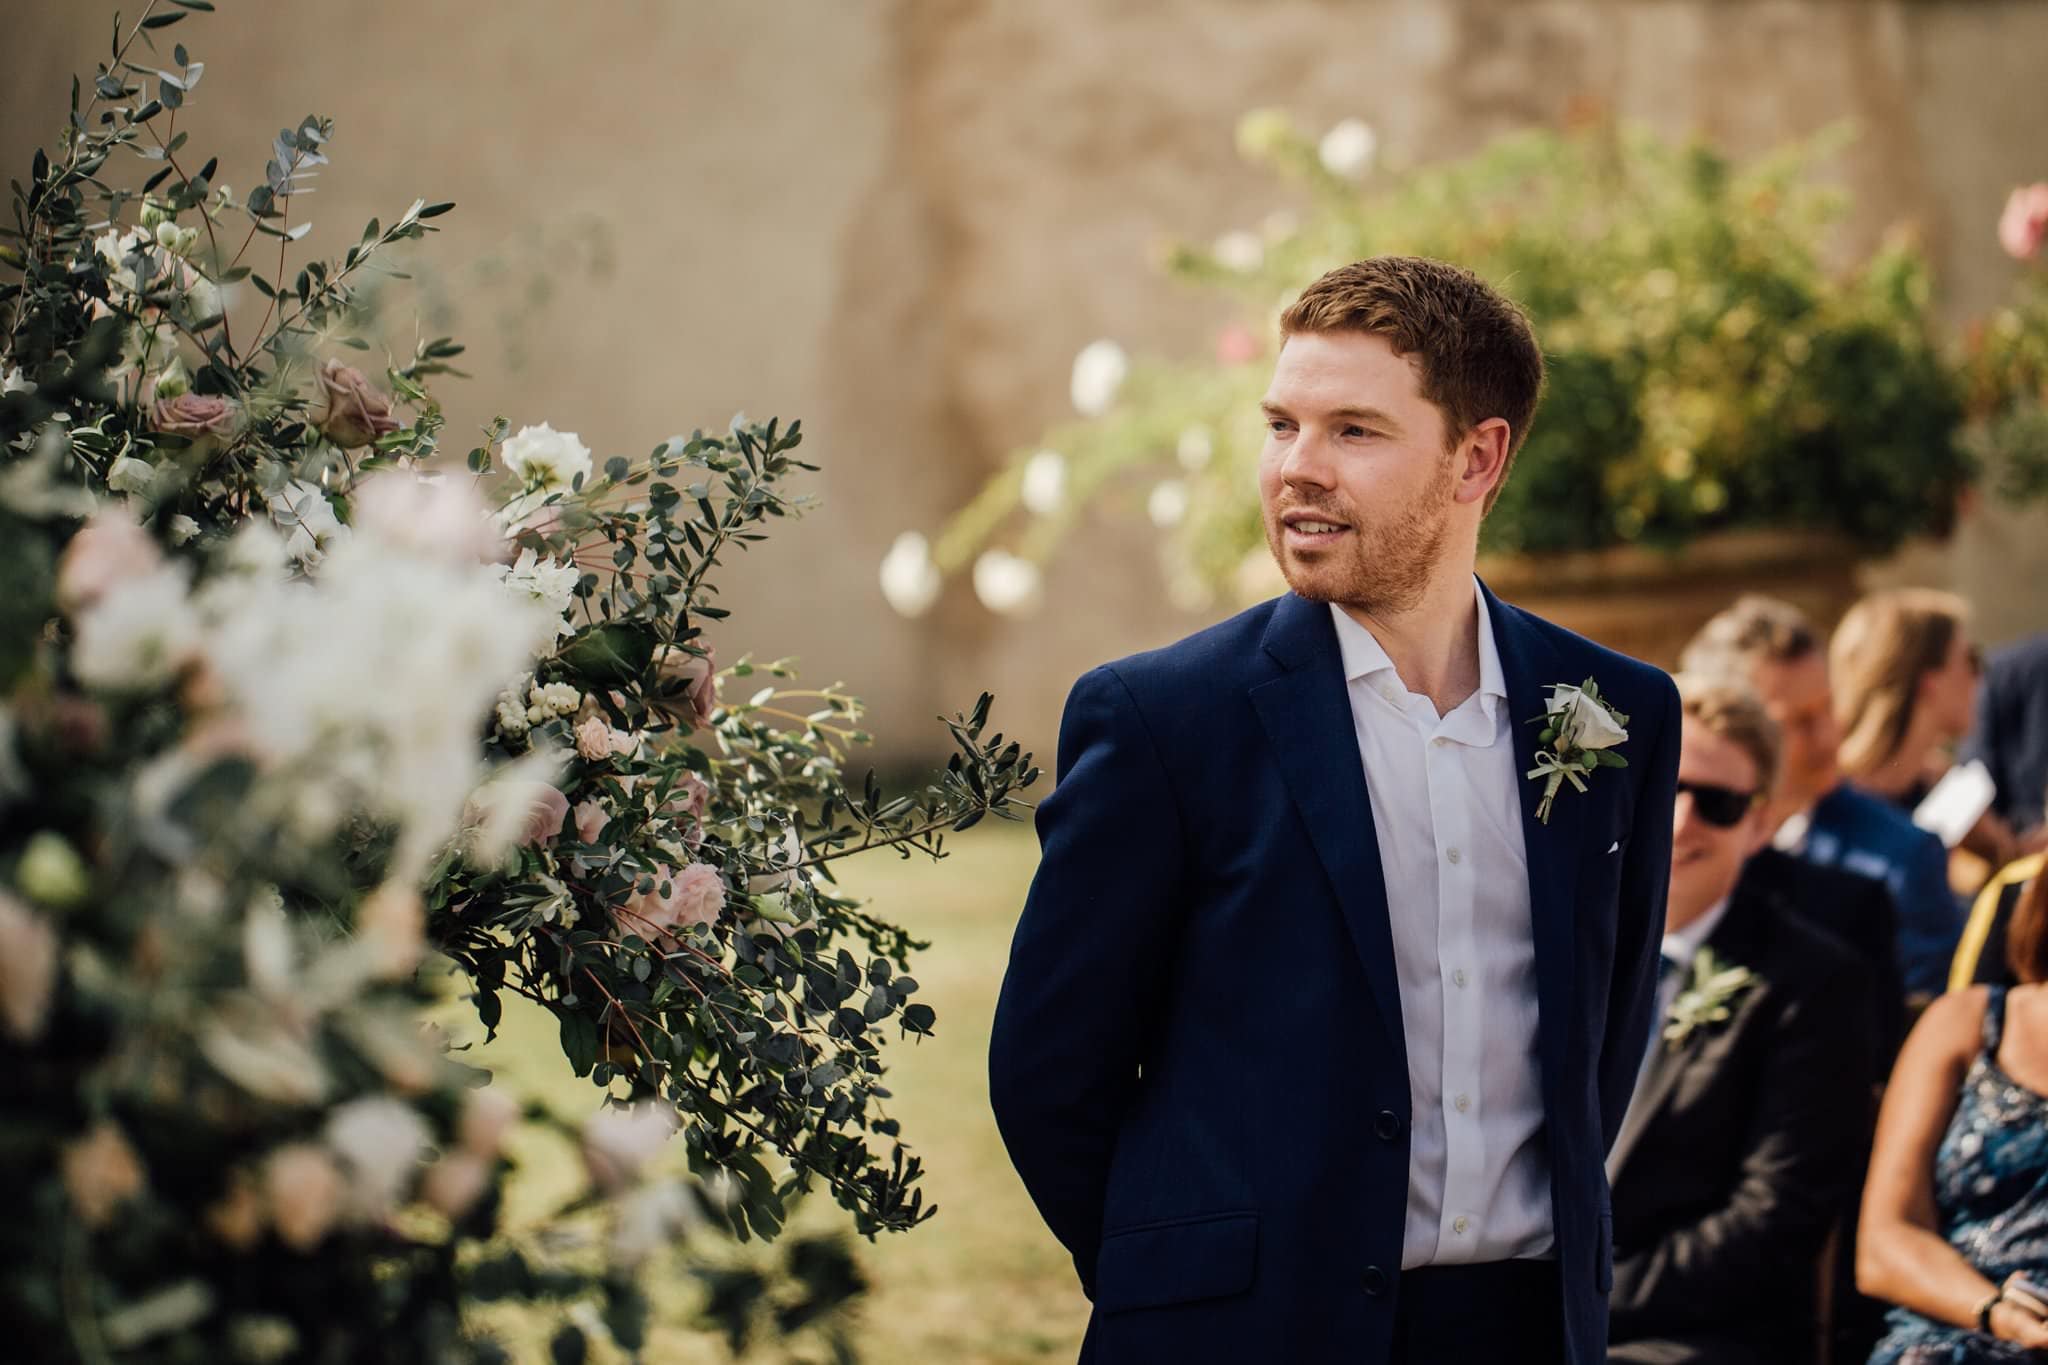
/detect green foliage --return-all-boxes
[933,115,1974,604]
[0,4,1034,1359]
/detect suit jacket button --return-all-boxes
[1374,1110,1402,1141]
[1363,1265,1389,1296]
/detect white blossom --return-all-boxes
[972,550,1042,617]
[878,531,942,618]
[582,1101,678,1193]
[1,365,32,396]
[167,514,200,545]
[266,480,349,568]
[1176,426,1214,471]
[1148,480,1190,528]
[1318,119,1378,180]
[71,562,200,689]
[1070,339,1129,417]
[106,455,156,496]
[499,422,593,493]
[1212,230,1265,273]
[323,1096,430,1220]
[491,549,580,637]
[1020,450,1067,516]
[1547,684,1630,751]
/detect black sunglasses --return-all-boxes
[1677,781,1760,829]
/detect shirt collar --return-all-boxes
[1663,896,1731,965]
[1328,578,1508,711]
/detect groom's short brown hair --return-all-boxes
[1279,256,1544,512]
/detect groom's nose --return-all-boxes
[1279,431,1338,491]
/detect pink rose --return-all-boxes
[149,391,239,442]
[2000,183,2048,262]
[650,645,718,728]
[57,510,162,616]
[519,783,571,847]
[575,715,617,761]
[573,797,610,844]
[63,1122,146,1229]
[265,1143,344,1251]
[316,358,403,449]
[618,861,725,947]
[663,771,711,849]
[1215,322,1261,366]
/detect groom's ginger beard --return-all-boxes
[1263,446,1459,618]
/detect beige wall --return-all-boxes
[8,1,2048,765]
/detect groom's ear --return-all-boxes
[1453,417,1513,507]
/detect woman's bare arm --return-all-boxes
[1858,987,2048,1347]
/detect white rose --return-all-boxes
[106,455,156,496]
[878,531,941,618]
[1548,684,1628,751]
[1020,449,1067,516]
[972,550,1042,617]
[1148,480,1190,529]
[500,422,593,492]
[1318,118,1378,180]
[1212,229,1264,273]
[1070,339,1129,417]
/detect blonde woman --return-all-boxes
[1832,588,1979,812]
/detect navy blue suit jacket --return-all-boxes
[989,587,1680,1365]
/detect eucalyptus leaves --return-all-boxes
[1663,948,1759,1049]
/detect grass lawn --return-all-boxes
[441,818,1089,1363]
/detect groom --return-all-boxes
[990,257,1681,1364]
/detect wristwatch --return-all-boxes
[1977,1288,2004,1333]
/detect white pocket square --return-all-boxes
[1605,840,1620,855]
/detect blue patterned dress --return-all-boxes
[1870,987,2048,1364]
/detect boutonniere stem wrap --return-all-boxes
[1663,947,1757,1049]
[1526,678,1630,824]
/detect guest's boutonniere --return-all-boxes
[1663,947,1757,1049]
[1525,678,1630,824]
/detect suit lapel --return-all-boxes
[1483,583,1583,1089]
[1249,594,1405,1052]
[1606,893,1769,1179]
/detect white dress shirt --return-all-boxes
[1329,583,1553,1270]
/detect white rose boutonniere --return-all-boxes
[1663,947,1757,1048]
[1526,677,1630,824]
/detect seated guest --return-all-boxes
[1858,887,2048,1360]
[1949,852,2047,992]
[1608,676,1876,1365]
[1737,845,1906,1062]
[1682,595,1961,999]
[1960,630,2048,838]
[1831,588,2025,873]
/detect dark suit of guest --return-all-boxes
[990,588,1680,1365]
[1736,847,1904,1062]
[1605,886,1876,1365]
[1960,631,2048,835]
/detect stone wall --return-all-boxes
[7,1,2047,764]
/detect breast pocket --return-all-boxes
[1094,1211,1260,1314]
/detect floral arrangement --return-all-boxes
[0,5,1034,1359]
[886,112,1972,618]
[1963,182,2048,500]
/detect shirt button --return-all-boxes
[1452,968,1468,988]
[1453,1215,1470,1235]
[1454,1093,1470,1113]
[1446,847,1462,865]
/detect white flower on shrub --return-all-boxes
[612,1178,698,1266]
[973,549,1042,616]
[1319,118,1378,180]
[1070,339,1129,417]
[71,562,200,689]
[93,225,150,294]
[491,548,580,637]
[878,530,942,618]
[266,480,349,567]
[582,1100,678,1193]
[324,1095,430,1220]
[1020,449,1067,515]
[1177,425,1214,471]
[500,421,593,492]
[1212,230,1264,273]
[1,365,32,396]
[1148,480,1191,528]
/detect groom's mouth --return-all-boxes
[1281,512,1352,550]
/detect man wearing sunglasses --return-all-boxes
[1606,676,1876,1365]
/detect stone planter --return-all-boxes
[1475,529,1864,669]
